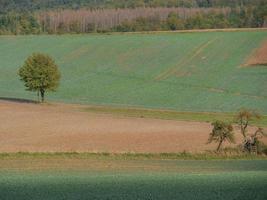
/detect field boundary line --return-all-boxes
[1,28,266,38]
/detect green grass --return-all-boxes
[0,171,267,200]
[0,31,267,113]
[0,152,266,160]
[0,158,266,200]
[85,105,267,126]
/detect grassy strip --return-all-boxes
[49,28,267,36]
[112,28,267,35]
[85,106,267,127]
[3,28,265,38]
[0,152,266,160]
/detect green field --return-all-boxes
[0,157,266,200]
[0,31,267,113]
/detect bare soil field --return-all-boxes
[245,40,267,66]
[0,100,264,153]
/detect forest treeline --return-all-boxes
[0,0,266,34]
[0,0,265,13]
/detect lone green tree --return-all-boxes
[18,53,60,102]
[207,120,235,151]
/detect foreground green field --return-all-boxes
[0,30,266,113]
[1,171,266,200]
[0,155,266,200]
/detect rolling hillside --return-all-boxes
[0,30,266,113]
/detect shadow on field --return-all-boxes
[0,97,38,104]
[0,170,266,200]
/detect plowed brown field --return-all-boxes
[245,40,267,66]
[0,100,263,153]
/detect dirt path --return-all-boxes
[0,100,262,153]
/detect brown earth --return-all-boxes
[0,100,263,153]
[245,40,267,66]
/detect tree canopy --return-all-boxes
[0,0,266,34]
[207,120,235,151]
[18,53,61,102]
[0,0,265,14]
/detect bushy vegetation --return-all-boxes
[0,0,266,34]
[235,109,267,154]
[0,0,265,13]
[115,5,267,32]
[207,109,267,154]
[208,121,235,151]
[0,13,40,35]
[18,53,61,102]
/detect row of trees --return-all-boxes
[0,4,266,34]
[0,0,265,14]
[208,110,266,154]
[38,7,230,33]
[114,7,266,32]
[0,13,40,34]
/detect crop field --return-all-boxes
[0,30,266,113]
[0,30,267,200]
[1,100,266,153]
[0,156,266,200]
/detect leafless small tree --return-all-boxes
[235,109,261,139]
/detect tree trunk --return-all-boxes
[241,120,248,139]
[37,90,40,102]
[40,89,45,102]
[216,140,223,151]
